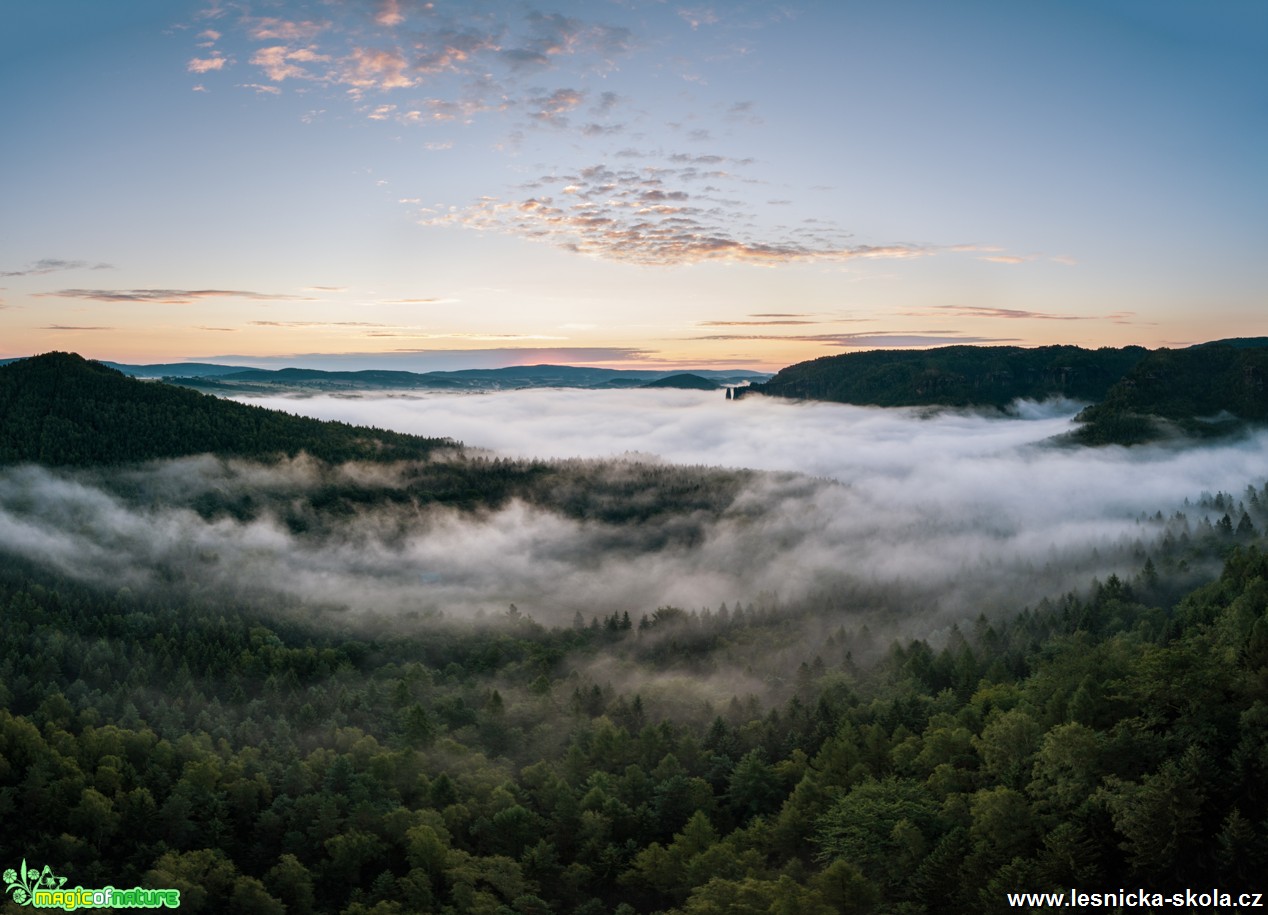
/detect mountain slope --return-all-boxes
[1073,344,1268,444]
[743,344,1149,408]
[640,373,721,390]
[0,352,455,466]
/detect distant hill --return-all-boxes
[75,360,773,394]
[1072,344,1268,444]
[0,353,455,466]
[640,373,721,390]
[742,345,1149,408]
[99,361,252,378]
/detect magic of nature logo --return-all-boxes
[4,859,180,910]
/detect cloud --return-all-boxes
[689,331,1021,347]
[41,324,113,331]
[526,87,585,127]
[342,47,416,91]
[678,7,720,30]
[8,394,1259,629]
[187,54,227,73]
[247,17,328,42]
[418,163,936,266]
[906,305,1132,322]
[249,321,393,328]
[414,28,501,74]
[508,11,634,70]
[375,0,404,28]
[697,319,822,326]
[38,289,317,304]
[251,46,329,82]
[1,259,113,277]
[364,332,569,341]
[219,5,635,104]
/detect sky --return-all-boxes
[2,0,1265,371]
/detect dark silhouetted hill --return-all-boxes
[1072,344,1268,444]
[640,373,721,390]
[0,352,456,466]
[744,345,1149,408]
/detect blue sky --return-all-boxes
[2,0,1265,370]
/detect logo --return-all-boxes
[5,860,180,910]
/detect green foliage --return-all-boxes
[1074,344,1268,444]
[2,366,1267,911]
[747,344,1148,408]
[0,353,454,466]
[743,341,1268,447]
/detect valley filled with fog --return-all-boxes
[4,389,1259,634]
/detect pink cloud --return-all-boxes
[341,47,416,90]
[187,55,227,73]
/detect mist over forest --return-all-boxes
[3,391,1265,632]
[5,366,1268,914]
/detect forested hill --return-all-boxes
[1073,344,1268,444]
[0,352,455,466]
[742,345,1149,408]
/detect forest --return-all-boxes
[2,353,1268,913]
[747,340,1268,446]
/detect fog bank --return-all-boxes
[1,391,1264,627]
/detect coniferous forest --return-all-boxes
[2,354,1268,913]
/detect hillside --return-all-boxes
[742,344,1149,408]
[0,352,456,466]
[1073,344,1268,444]
[93,361,774,395]
[2,352,1267,911]
[640,373,721,390]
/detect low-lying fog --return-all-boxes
[2,390,1265,628]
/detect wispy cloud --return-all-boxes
[178,5,999,276]
[912,305,1093,321]
[418,163,935,266]
[526,87,586,127]
[678,7,720,30]
[249,320,393,328]
[906,305,1140,323]
[38,289,317,304]
[698,319,822,326]
[193,4,637,127]
[251,45,329,82]
[187,53,228,73]
[1,259,113,277]
[690,331,1020,347]
[341,47,416,92]
[247,17,328,42]
[41,324,113,331]
[364,332,569,341]
[375,0,404,28]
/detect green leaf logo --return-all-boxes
[5,858,67,906]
